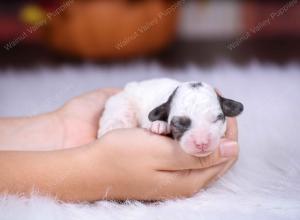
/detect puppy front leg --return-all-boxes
[149,121,170,135]
[97,93,137,138]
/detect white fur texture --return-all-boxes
[0,62,300,220]
[98,78,227,155]
[97,78,180,137]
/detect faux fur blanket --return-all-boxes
[0,62,299,220]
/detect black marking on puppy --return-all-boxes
[218,95,244,117]
[170,116,191,140]
[190,82,202,88]
[148,88,178,122]
[214,113,225,123]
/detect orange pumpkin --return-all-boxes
[45,0,180,60]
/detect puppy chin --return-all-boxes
[179,140,211,157]
[179,136,219,157]
[179,145,213,157]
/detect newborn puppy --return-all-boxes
[98,78,243,157]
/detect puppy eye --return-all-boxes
[214,113,225,123]
[171,116,191,128]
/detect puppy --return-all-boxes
[98,78,243,157]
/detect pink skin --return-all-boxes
[149,121,170,135]
[181,128,220,157]
[149,122,221,157]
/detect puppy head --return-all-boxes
[148,81,243,157]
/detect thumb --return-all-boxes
[219,138,239,158]
[158,139,239,171]
[191,139,239,169]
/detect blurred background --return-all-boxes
[0,0,300,116]
[1,0,300,67]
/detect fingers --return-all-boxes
[101,129,225,171]
[81,88,121,100]
[183,163,225,192]
[225,117,238,141]
[87,88,121,98]
[101,88,122,96]
[155,118,239,170]
[104,127,239,173]
[156,139,238,171]
[154,163,226,199]
[180,156,238,196]
[154,156,238,199]
[219,138,239,158]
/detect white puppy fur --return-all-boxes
[98,78,243,156]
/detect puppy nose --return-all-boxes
[193,139,210,152]
[194,143,209,151]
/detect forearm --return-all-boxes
[0,112,63,151]
[0,144,108,202]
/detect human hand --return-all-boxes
[81,117,239,201]
[55,88,120,148]
[0,87,239,202]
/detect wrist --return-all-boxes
[46,111,65,148]
[0,112,63,151]
[72,141,115,201]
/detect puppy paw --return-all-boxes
[149,121,170,135]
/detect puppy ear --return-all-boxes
[219,96,244,117]
[148,103,170,122]
[148,87,177,122]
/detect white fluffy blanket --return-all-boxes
[0,62,299,220]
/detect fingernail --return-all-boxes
[220,141,238,157]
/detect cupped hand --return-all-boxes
[82,117,239,201]
[53,87,239,201]
[55,88,120,148]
